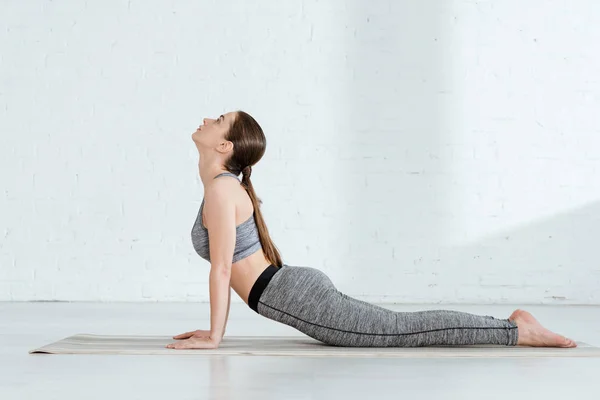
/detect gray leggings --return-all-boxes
[255,264,519,347]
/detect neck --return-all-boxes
[198,157,229,188]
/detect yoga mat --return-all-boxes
[29,334,600,358]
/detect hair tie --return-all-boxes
[242,166,252,178]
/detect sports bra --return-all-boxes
[191,172,262,263]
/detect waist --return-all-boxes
[248,264,281,313]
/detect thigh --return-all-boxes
[313,291,400,346]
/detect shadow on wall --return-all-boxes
[431,199,600,305]
[344,199,600,305]
[334,199,600,306]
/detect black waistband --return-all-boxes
[248,264,281,313]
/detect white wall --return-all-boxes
[1,0,599,303]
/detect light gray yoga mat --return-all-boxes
[29,334,600,357]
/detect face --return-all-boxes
[191,112,235,150]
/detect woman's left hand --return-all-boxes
[165,336,220,350]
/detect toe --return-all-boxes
[561,337,575,348]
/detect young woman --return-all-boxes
[165,110,576,350]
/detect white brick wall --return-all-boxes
[1,1,599,303]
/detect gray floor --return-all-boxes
[1,302,599,400]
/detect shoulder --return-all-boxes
[203,179,238,231]
[204,177,239,207]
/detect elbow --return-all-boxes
[211,264,232,277]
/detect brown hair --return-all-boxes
[223,110,283,267]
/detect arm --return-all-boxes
[222,286,231,339]
[209,267,231,343]
[204,185,237,343]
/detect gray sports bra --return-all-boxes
[191,172,262,263]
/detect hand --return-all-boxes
[166,336,219,350]
[172,329,212,340]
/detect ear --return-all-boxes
[218,140,234,154]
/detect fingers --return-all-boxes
[173,331,194,340]
[173,330,212,340]
[166,337,218,350]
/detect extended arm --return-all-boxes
[204,184,237,343]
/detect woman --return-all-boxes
[165,110,576,350]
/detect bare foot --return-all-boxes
[509,309,577,348]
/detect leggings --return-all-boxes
[248,264,519,347]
